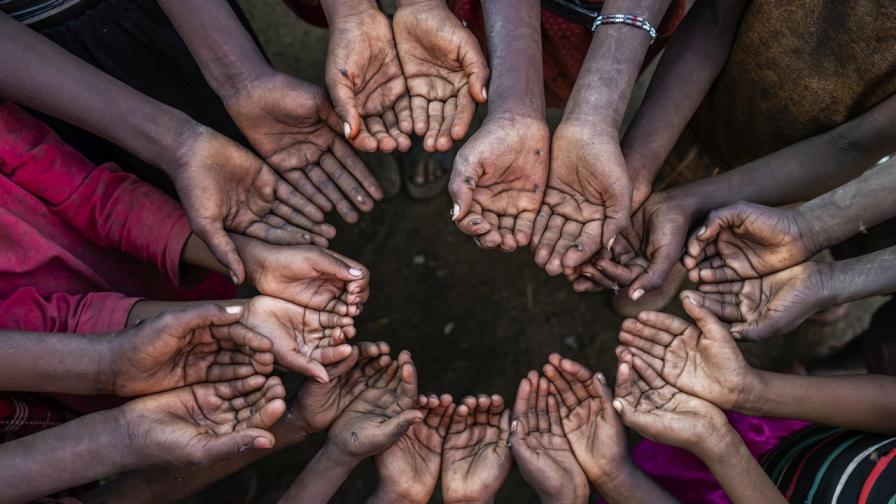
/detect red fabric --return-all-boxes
[280,1,688,108]
[859,445,896,504]
[0,101,234,335]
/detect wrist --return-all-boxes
[369,485,426,504]
[732,367,767,415]
[693,422,740,464]
[109,406,146,471]
[321,0,378,24]
[96,335,121,396]
[320,441,364,469]
[396,0,443,9]
[793,202,837,256]
[589,458,638,492]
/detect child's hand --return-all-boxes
[685,261,831,340]
[326,350,424,461]
[224,72,382,225]
[612,348,732,457]
[509,372,589,504]
[543,354,631,487]
[684,202,814,283]
[441,394,512,504]
[238,238,369,316]
[372,394,455,504]
[293,341,393,434]
[112,304,274,396]
[618,294,757,409]
[242,295,354,382]
[392,0,488,152]
[122,374,286,466]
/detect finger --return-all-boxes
[478,211,503,249]
[326,345,360,379]
[198,429,277,462]
[620,345,665,373]
[543,363,578,409]
[326,77,363,142]
[358,340,390,359]
[681,291,737,341]
[384,409,425,439]
[394,94,414,136]
[448,155,480,222]
[279,349,329,383]
[452,85,476,141]
[512,376,532,424]
[213,375,267,401]
[410,96,429,137]
[423,101,444,153]
[631,354,666,391]
[205,363,257,383]
[498,216,517,252]
[602,194,632,251]
[536,377,550,433]
[547,219,582,276]
[194,220,245,284]
[317,310,354,328]
[211,322,274,353]
[459,32,489,104]
[530,204,552,251]
[534,214,565,268]
[628,252,685,301]
[448,401,471,435]
[310,344,353,365]
[689,291,743,322]
[309,247,369,281]
[697,265,741,284]
[382,109,412,153]
[488,394,504,426]
[398,356,419,400]
[474,394,490,424]
[281,170,333,213]
[436,97,458,152]
[513,210,537,247]
[635,310,691,338]
[562,220,604,269]
[331,138,383,201]
[547,394,564,436]
[365,116,398,153]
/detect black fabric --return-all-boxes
[26,0,262,196]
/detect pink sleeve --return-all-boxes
[0,288,139,334]
[0,102,189,286]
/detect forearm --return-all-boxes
[824,245,896,305]
[671,93,896,215]
[366,487,424,504]
[798,158,896,253]
[0,331,114,394]
[481,0,544,118]
[0,13,195,173]
[126,299,247,326]
[279,444,359,503]
[320,0,379,23]
[739,369,896,435]
[697,427,785,504]
[563,0,673,131]
[81,405,311,503]
[622,0,747,185]
[181,233,229,275]
[157,0,271,101]
[0,408,135,503]
[593,464,678,504]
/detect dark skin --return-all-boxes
[509,372,589,504]
[241,295,355,383]
[543,355,674,504]
[370,394,455,504]
[619,299,896,435]
[158,0,383,224]
[84,342,393,504]
[393,0,489,153]
[441,394,512,504]
[0,13,319,284]
[449,0,548,252]
[0,375,285,503]
[0,303,272,397]
[321,0,413,153]
[685,158,896,283]
[612,348,786,504]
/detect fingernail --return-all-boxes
[302,234,311,241]
[343,122,351,138]
[230,271,239,285]
[237,445,250,453]
[473,237,482,248]
[349,267,363,277]
[255,437,273,449]
[225,305,243,315]
[631,289,645,301]
[697,225,707,237]
[451,202,460,221]
[608,235,616,249]
[575,243,584,252]
[596,372,606,384]
[684,294,697,306]
[482,87,488,100]
[511,419,518,432]
[612,399,623,412]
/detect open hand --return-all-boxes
[374,394,455,504]
[122,374,286,466]
[327,350,424,460]
[112,304,274,396]
[510,372,589,504]
[617,294,754,409]
[612,348,730,454]
[441,394,512,503]
[687,262,832,340]
[172,125,333,283]
[684,202,815,283]
[543,354,630,487]
[325,3,411,153]
[450,115,549,251]
[238,238,369,315]
[393,0,488,152]
[293,341,393,434]
[242,296,355,382]
[533,125,632,275]
[225,71,383,224]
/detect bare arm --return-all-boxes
[622,0,749,205]
[594,466,679,504]
[697,426,786,504]
[0,332,113,395]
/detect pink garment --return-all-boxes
[0,101,234,334]
[632,412,810,503]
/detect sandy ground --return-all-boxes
[180,2,886,502]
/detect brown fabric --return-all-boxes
[691,0,896,170]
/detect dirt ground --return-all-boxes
[187,2,886,502]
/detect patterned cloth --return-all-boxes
[0,393,66,440]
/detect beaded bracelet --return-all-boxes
[592,14,657,44]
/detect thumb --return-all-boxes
[448,155,480,222]
[680,291,731,341]
[326,79,363,141]
[193,220,245,284]
[384,409,425,438]
[280,351,330,383]
[628,254,684,301]
[459,34,489,104]
[198,429,275,463]
[312,249,367,281]
[602,204,632,252]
